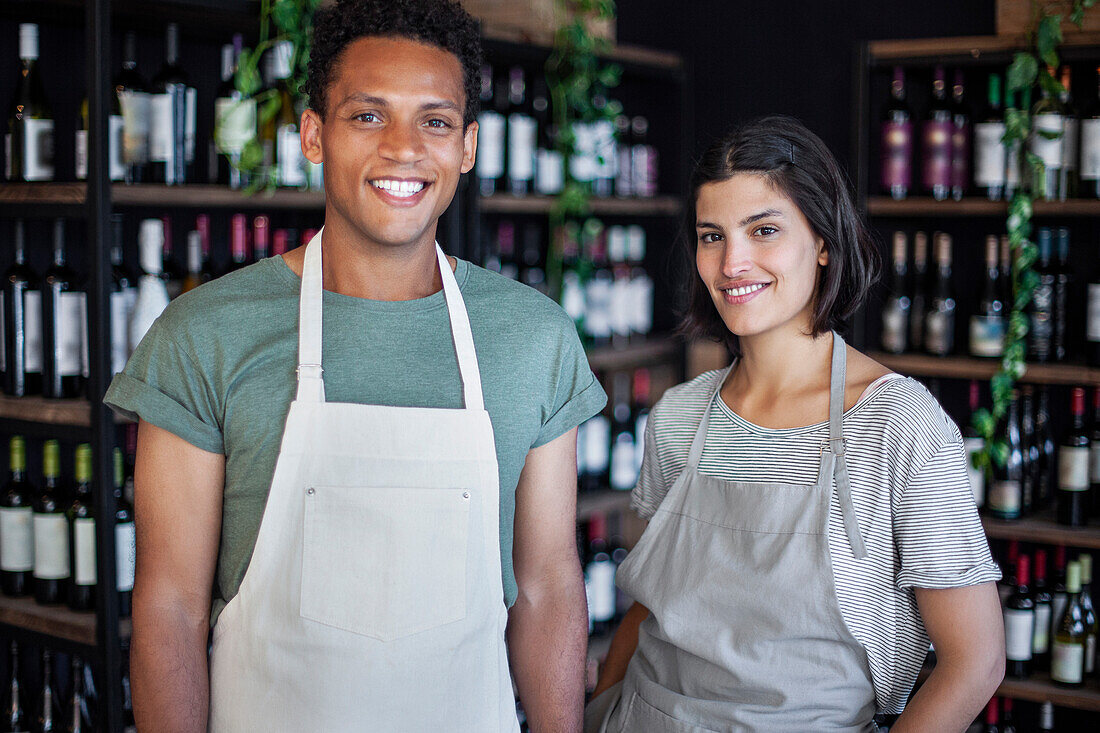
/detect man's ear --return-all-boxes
[301,108,323,165]
[461,120,479,175]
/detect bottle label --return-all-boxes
[1081,119,1100,180]
[560,271,586,325]
[119,90,151,165]
[116,521,136,592]
[1033,602,1051,654]
[584,277,613,339]
[1063,117,1079,171]
[585,558,616,622]
[583,415,610,474]
[973,121,1007,187]
[1087,284,1100,342]
[475,111,505,180]
[109,114,126,181]
[880,120,912,190]
[881,300,908,353]
[57,291,87,378]
[1058,446,1090,491]
[1030,114,1065,168]
[535,148,564,195]
[969,315,1005,357]
[214,96,257,156]
[507,113,537,182]
[921,119,952,190]
[184,86,197,164]
[22,118,55,181]
[75,130,88,180]
[1051,639,1085,683]
[0,507,34,572]
[962,437,985,507]
[23,291,42,373]
[569,122,599,183]
[148,93,173,162]
[924,309,953,354]
[110,289,132,374]
[631,273,654,335]
[73,517,97,586]
[609,276,633,337]
[987,479,1021,516]
[951,121,970,189]
[1003,607,1035,661]
[610,433,637,491]
[276,125,305,187]
[32,513,70,580]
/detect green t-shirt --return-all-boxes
[104,256,606,625]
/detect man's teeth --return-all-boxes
[723,283,766,297]
[372,179,426,197]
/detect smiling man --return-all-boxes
[103,1,605,731]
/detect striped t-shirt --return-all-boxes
[631,368,1001,714]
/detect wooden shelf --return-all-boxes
[113,184,325,210]
[918,664,1100,711]
[586,337,683,373]
[481,194,681,217]
[577,490,632,522]
[867,352,1100,386]
[0,395,93,426]
[866,196,1100,218]
[982,513,1100,550]
[0,595,131,647]
[868,31,1100,64]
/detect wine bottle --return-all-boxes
[2,219,41,396]
[36,648,60,732]
[0,436,34,597]
[970,234,1005,357]
[475,64,505,196]
[182,230,203,294]
[3,640,28,732]
[607,227,631,348]
[114,447,135,619]
[950,70,970,201]
[1088,256,1100,366]
[1080,553,1098,675]
[1051,545,1070,642]
[262,41,305,188]
[1031,68,1066,201]
[614,115,633,198]
[1038,701,1054,733]
[558,224,585,337]
[631,116,658,198]
[1052,560,1087,686]
[109,214,137,376]
[584,514,615,636]
[999,234,1012,315]
[1059,66,1079,201]
[115,31,149,184]
[580,410,610,493]
[66,655,91,733]
[981,697,999,733]
[1033,548,1053,668]
[1004,84,1022,199]
[999,539,1020,606]
[1021,386,1038,514]
[532,78,562,196]
[1091,388,1100,519]
[1003,553,1035,678]
[609,373,637,491]
[505,66,536,196]
[33,440,69,605]
[1058,387,1090,527]
[5,24,54,182]
[922,66,952,201]
[76,85,124,182]
[584,224,613,347]
[1037,386,1058,509]
[590,94,616,198]
[881,67,912,200]
[149,23,197,185]
[212,34,254,190]
[988,392,1024,519]
[1052,227,1070,363]
[227,213,250,273]
[1000,698,1017,733]
[1029,228,1055,363]
[129,219,170,351]
[626,225,653,341]
[909,231,928,351]
[924,232,955,356]
[1082,65,1100,199]
[519,224,546,295]
[41,219,86,400]
[252,216,270,263]
[160,216,184,299]
[880,231,910,354]
[633,368,651,475]
[974,73,1006,201]
[963,381,985,507]
[66,443,95,612]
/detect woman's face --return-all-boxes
[695,173,827,341]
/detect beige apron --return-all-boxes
[209,229,519,732]
[590,332,878,732]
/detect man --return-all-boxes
[104,1,605,730]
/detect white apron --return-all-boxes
[209,229,519,732]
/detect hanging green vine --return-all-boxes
[971,0,1095,470]
[545,0,622,296]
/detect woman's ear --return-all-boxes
[817,237,828,267]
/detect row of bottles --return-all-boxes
[879,228,1100,366]
[0,436,135,615]
[475,63,659,199]
[0,215,318,399]
[879,63,1100,201]
[997,542,1098,687]
[581,513,631,639]
[970,383,1100,527]
[974,697,1058,732]
[6,22,317,190]
[578,368,651,494]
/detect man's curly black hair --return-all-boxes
[303,0,483,127]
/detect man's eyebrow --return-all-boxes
[335,93,461,113]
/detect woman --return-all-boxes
[587,116,1004,732]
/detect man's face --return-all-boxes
[302,36,476,251]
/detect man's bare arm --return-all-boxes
[507,428,587,733]
[132,420,224,733]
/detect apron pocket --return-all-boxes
[620,691,720,733]
[300,485,470,641]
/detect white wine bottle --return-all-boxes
[5,24,54,182]
[129,219,171,351]
[1051,560,1087,686]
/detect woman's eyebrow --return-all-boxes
[738,209,783,227]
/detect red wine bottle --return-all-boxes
[1003,553,1035,678]
[1058,387,1091,526]
[881,67,912,200]
[922,65,953,201]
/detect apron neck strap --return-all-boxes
[828,331,846,456]
[683,363,735,472]
[295,229,485,411]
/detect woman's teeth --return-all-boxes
[723,283,766,297]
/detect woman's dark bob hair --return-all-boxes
[681,115,880,354]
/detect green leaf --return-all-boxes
[1007,52,1039,91]
[272,0,299,33]
[972,408,996,439]
[1071,7,1085,26]
[240,138,264,171]
[1008,310,1030,339]
[1037,14,1063,68]
[1038,69,1066,98]
[990,439,1009,468]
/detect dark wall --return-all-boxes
[616,0,997,175]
